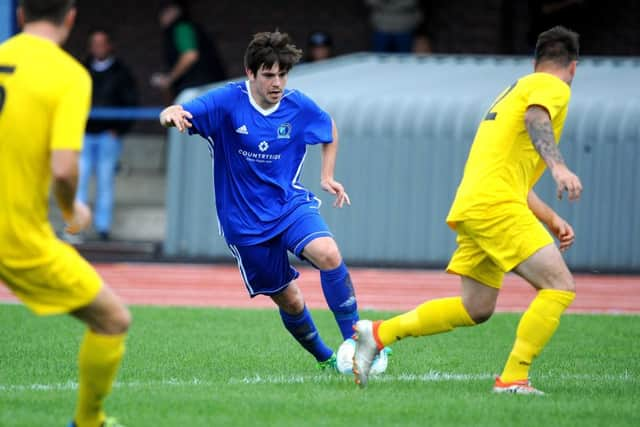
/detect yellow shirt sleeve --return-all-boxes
[526,74,570,120]
[50,69,91,150]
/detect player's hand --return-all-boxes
[159,105,192,132]
[65,200,92,235]
[552,164,582,201]
[549,214,575,252]
[321,178,351,208]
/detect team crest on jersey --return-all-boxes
[277,123,292,139]
[258,141,269,152]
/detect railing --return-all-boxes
[90,107,164,121]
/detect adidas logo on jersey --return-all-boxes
[235,125,249,135]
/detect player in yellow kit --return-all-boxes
[0,1,130,426]
[353,26,583,394]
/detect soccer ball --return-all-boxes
[336,338,357,374]
[336,338,390,375]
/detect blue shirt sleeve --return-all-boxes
[181,90,219,137]
[299,93,333,145]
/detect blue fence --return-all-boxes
[90,107,163,120]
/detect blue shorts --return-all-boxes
[228,212,333,297]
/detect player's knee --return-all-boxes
[469,308,493,324]
[556,275,576,292]
[273,284,305,314]
[315,246,342,270]
[465,302,495,324]
[540,270,575,292]
[279,298,305,315]
[104,305,131,334]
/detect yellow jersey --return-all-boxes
[446,72,571,226]
[0,34,91,265]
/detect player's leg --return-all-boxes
[94,131,122,239]
[372,277,487,348]
[353,222,500,386]
[270,282,334,365]
[285,213,358,340]
[71,285,131,427]
[228,241,334,365]
[353,276,483,386]
[498,242,575,384]
[301,237,358,340]
[462,209,574,393]
[0,242,130,427]
[374,229,502,347]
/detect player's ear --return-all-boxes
[245,68,255,80]
[16,7,24,29]
[569,60,577,78]
[64,7,77,29]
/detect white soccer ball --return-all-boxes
[370,346,389,375]
[336,338,390,376]
[336,338,356,374]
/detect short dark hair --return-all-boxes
[88,27,114,39]
[244,31,303,76]
[19,0,75,25]
[534,26,580,66]
[159,0,189,18]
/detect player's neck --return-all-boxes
[22,21,69,46]
[534,64,572,86]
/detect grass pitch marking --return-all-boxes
[0,370,635,392]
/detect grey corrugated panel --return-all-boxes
[164,54,640,270]
[534,98,640,271]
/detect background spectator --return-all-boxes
[150,0,226,101]
[76,28,138,242]
[305,30,334,62]
[365,0,423,53]
[412,0,433,54]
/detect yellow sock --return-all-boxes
[377,297,475,346]
[75,330,126,427]
[500,289,575,382]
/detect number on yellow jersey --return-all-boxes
[0,65,16,114]
[484,81,517,121]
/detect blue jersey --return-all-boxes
[182,81,333,245]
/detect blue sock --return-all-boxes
[320,261,359,340]
[279,306,334,362]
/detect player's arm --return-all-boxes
[50,70,92,234]
[51,150,77,217]
[166,50,199,85]
[151,23,199,89]
[51,150,91,234]
[320,119,350,208]
[527,189,575,252]
[525,105,582,200]
[151,51,198,89]
[159,104,193,132]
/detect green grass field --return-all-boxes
[1,304,638,427]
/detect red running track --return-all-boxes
[0,263,638,313]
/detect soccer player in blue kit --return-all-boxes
[160,31,385,371]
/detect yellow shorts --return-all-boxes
[0,240,102,315]
[446,208,553,288]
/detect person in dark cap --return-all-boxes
[305,30,334,62]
